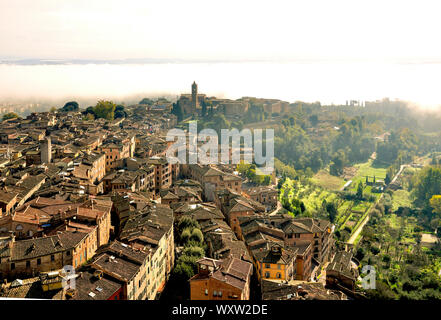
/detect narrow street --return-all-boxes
[347,212,370,244]
[269,200,282,216]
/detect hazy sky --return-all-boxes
[2,1,441,109]
[1,0,441,62]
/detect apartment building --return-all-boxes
[214,188,265,236]
[251,243,298,282]
[118,204,174,299]
[181,164,242,201]
[102,168,155,194]
[90,241,151,300]
[0,192,18,217]
[190,257,252,300]
[99,141,131,172]
[159,185,202,206]
[70,268,124,300]
[72,152,106,185]
[242,186,278,211]
[0,231,89,279]
[237,215,333,281]
[147,157,172,192]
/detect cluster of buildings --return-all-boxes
[0,83,358,300]
[177,82,292,118]
[0,104,177,300]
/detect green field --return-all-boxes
[392,189,413,211]
[347,160,388,200]
[349,159,387,189]
[311,170,346,191]
[281,178,338,213]
[280,177,374,233]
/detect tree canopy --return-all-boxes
[139,98,154,105]
[2,112,20,121]
[60,101,79,112]
[92,100,116,120]
[412,166,441,208]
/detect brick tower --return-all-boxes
[191,81,198,112]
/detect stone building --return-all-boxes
[178,82,206,115]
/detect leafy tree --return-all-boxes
[355,247,365,261]
[376,128,419,166]
[180,228,192,244]
[201,100,207,118]
[431,154,438,165]
[429,195,441,217]
[300,201,306,213]
[60,101,79,112]
[173,259,197,280]
[370,246,380,255]
[326,202,337,223]
[274,158,296,179]
[263,175,271,185]
[243,103,265,123]
[190,228,203,244]
[237,162,272,185]
[309,114,318,126]
[412,166,441,208]
[84,113,95,121]
[114,105,127,119]
[430,218,441,233]
[357,181,364,199]
[330,150,346,176]
[385,171,391,185]
[210,113,230,134]
[2,112,20,121]
[93,100,116,120]
[177,216,200,232]
[182,246,205,257]
[139,98,154,105]
[366,280,397,300]
[171,102,184,122]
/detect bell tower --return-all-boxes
[191,81,198,112]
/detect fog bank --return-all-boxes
[1,62,441,110]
